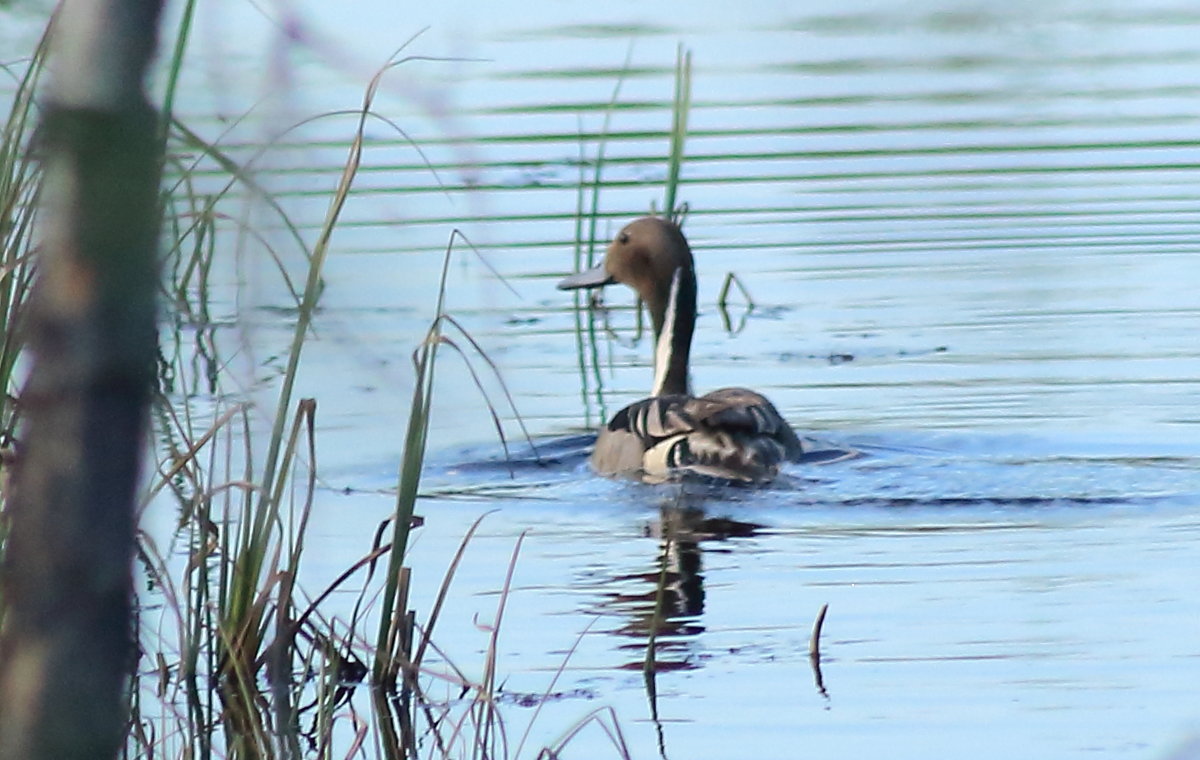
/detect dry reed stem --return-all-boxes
[809,602,829,659]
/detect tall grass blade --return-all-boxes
[477,532,525,760]
[664,46,692,220]
[513,616,601,759]
[158,0,197,148]
[538,706,633,760]
[565,45,636,430]
[373,240,452,684]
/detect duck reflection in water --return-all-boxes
[555,217,840,693]
[584,498,763,668]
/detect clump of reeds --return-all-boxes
[130,25,622,760]
[0,23,48,483]
[0,11,682,758]
[135,35,435,758]
[0,22,51,644]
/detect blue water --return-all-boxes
[306,427,1199,759]
[8,0,1198,756]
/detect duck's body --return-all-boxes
[559,216,804,484]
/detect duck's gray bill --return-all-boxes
[557,263,613,290]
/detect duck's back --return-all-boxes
[591,387,803,484]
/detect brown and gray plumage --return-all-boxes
[558,216,804,484]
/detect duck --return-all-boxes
[558,216,805,484]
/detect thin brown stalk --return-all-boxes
[514,616,601,759]
[411,512,495,669]
[809,602,829,659]
[477,532,526,758]
[537,706,633,760]
[437,313,540,465]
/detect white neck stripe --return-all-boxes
[651,268,682,396]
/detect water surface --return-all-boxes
[7,0,1200,757]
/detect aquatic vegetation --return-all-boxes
[0,8,652,758]
[131,28,644,760]
[0,21,46,475]
[6,1,1199,755]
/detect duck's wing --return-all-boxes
[590,394,693,480]
[593,389,803,483]
[692,387,805,459]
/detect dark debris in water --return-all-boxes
[496,686,596,707]
[775,345,949,365]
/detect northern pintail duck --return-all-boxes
[558,216,804,484]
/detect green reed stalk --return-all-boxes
[571,136,595,427]
[168,119,312,297]
[664,46,692,219]
[372,236,455,689]
[179,46,386,756]
[235,44,393,653]
[570,47,634,427]
[158,0,197,148]
[582,43,634,270]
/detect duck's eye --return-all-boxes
[618,232,630,244]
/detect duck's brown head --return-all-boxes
[559,217,698,395]
[557,217,694,331]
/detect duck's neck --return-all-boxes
[650,265,697,397]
